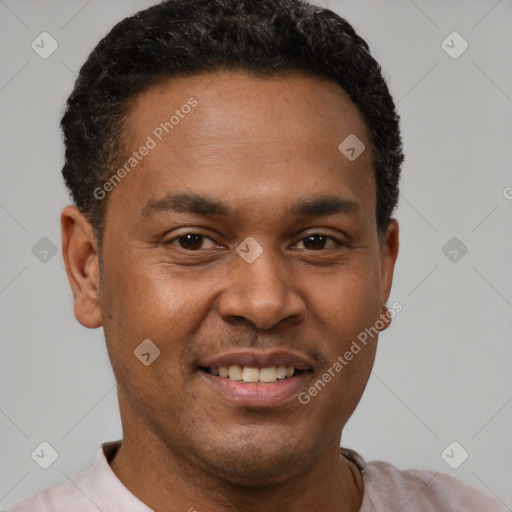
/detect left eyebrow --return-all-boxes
[291,196,362,218]
[139,192,362,221]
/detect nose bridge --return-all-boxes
[242,251,287,302]
[218,242,305,330]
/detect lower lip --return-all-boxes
[199,370,310,408]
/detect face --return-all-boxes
[63,70,399,485]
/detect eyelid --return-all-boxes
[293,231,349,249]
[164,231,220,248]
[164,229,349,251]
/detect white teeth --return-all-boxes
[213,365,296,383]
[276,366,287,379]
[242,367,259,383]
[260,367,278,382]
[228,365,242,380]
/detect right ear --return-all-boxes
[61,205,103,328]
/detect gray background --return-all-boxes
[1,0,511,509]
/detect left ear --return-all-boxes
[378,219,399,330]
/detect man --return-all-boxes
[8,0,507,510]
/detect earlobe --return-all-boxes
[377,305,393,332]
[61,205,103,329]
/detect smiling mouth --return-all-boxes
[199,365,310,384]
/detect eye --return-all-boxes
[165,233,218,251]
[295,233,346,251]
[165,232,347,252]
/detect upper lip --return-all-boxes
[198,350,315,372]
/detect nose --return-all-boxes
[217,248,306,330]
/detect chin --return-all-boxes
[190,437,314,486]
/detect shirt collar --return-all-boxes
[93,441,370,512]
[90,440,154,512]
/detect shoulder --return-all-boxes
[362,458,508,511]
[6,441,123,512]
[6,469,97,512]
[6,440,151,512]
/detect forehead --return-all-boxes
[124,70,369,148]
[109,70,375,224]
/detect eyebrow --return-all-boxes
[140,192,361,220]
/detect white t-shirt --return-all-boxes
[7,440,508,511]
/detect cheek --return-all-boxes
[99,256,219,370]
[309,259,382,337]
[99,259,198,414]
[102,258,195,325]
[304,259,381,405]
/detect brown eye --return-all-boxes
[165,232,220,251]
[302,234,328,250]
[298,233,344,251]
[177,234,204,250]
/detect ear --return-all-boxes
[61,205,103,328]
[378,219,399,331]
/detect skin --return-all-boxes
[61,70,399,512]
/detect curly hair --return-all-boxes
[61,0,403,246]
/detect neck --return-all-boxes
[109,429,364,512]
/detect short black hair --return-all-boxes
[61,0,403,246]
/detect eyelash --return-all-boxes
[164,231,348,251]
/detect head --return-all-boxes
[61,0,402,485]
